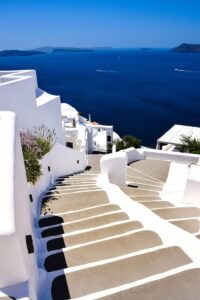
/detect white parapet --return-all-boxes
[122,147,145,164]
[100,152,127,186]
[182,164,200,205]
[162,162,189,203]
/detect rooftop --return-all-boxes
[157,124,200,146]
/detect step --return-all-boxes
[129,159,171,183]
[127,168,163,184]
[128,183,163,192]
[121,187,160,197]
[0,297,16,300]
[46,221,143,251]
[170,219,200,234]
[56,176,97,181]
[44,230,162,271]
[46,187,100,196]
[127,175,164,186]
[101,268,200,300]
[41,190,109,215]
[47,185,99,194]
[51,246,191,299]
[55,180,96,185]
[139,201,174,209]
[41,212,129,237]
[153,207,200,220]
[130,196,162,202]
[51,182,97,188]
[39,204,121,228]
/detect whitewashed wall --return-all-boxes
[0,71,64,145]
[29,143,87,215]
[100,152,127,185]
[0,112,39,299]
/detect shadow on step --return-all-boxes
[39,216,64,228]
[45,252,68,272]
[41,225,64,238]
[52,275,71,300]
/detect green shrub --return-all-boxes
[20,125,56,184]
[115,135,141,151]
[24,154,42,185]
[32,125,56,158]
[177,135,200,154]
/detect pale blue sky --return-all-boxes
[0,0,200,49]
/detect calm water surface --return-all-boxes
[0,49,200,146]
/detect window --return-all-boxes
[107,135,112,142]
[66,142,73,149]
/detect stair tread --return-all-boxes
[129,159,171,183]
[101,268,200,300]
[139,201,174,209]
[45,230,162,271]
[39,204,121,227]
[47,221,143,251]
[41,212,129,237]
[41,190,109,215]
[153,207,200,220]
[51,246,191,299]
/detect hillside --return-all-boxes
[172,43,200,53]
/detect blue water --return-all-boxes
[0,49,200,146]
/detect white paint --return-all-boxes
[0,71,64,144]
[100,152,127,185]
[183,164,200,205]
[0,112,39,299]
[122,147,144,164]
[162,162,189,203]
[122,147,200,165]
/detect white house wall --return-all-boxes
[0,112,39,299]
[0,71,64,144]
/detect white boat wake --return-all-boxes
[174,68,200,73]
[96,69,119,73]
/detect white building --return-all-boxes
[61,102,114,153]
[156,124,200,151]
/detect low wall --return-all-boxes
[122,147,200,165]
[144,149,200,164]
[29,143,87,215]
[100,152,127,186]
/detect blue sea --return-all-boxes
[0,49,200,147]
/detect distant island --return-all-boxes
[140,48,152,51]
[0,46,113,57]
[172,43,200,53]
[0,50,46,57]
[33,46,112,53]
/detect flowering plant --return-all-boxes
[20,125,56,184]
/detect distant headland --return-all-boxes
[172,43,200,53]
[0,50,46,57]
[0,46,113,57]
